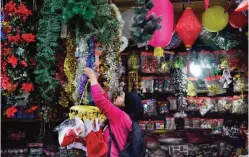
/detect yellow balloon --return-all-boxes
[202,6,229,32]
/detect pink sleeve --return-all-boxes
[91,84,123,123]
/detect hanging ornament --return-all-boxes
[235,0,248,12]
[164,32,182,50]
[202,6,229,32]
[229,11,248,29]
[176,8,202,50]
[128,71,139,92]
[204,0,209,10]
[147,0,174,56]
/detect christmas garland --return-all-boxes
[1,1,36,117]
[34,0,64,103]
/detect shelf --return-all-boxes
[1,119,62,123]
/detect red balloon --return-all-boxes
[176,8,202,50]
[235,0,248,12]
[229,11,248,28]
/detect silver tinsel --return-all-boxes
[72,37,89,104]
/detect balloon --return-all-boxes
[164,32,182,50]
[235,0,248,12]
[229,11,248,28]
[121,9,134,39]
[147,0,174,56]
[202,6,229,32]
[176,8,202,50]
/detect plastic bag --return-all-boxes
[214,97,232,113]
[163,76,174,92]
[233,74,248,93]
[166,117,176,130]
[128,53,140,71]
[141,52,158,73]
[187,77,198,97]
[232,96,248,114]
[140,77,154,93]
[154,77,164,92]
[155,120,165,130]
[184,118,193,129]
[200,98,214,116]
[186,97,204,111]
[192,118,201,129]
[168,97,177,111]
[205,76,226,96]
[143,99,157,116]
[158,101,169,115]
[54,117,84,147]
[157,53,174,74]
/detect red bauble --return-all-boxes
[176,8,202,50]
[229,11,248,28]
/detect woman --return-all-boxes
[84,67,144,157]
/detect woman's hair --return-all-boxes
[124,92,144,120]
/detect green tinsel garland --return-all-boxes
[34,0,64,103]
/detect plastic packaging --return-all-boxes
[128,53,139,71]
[155,120,165,130]
[187,77,198,97]
[154,77,164,92]
[54,117,85,147]
[140,77,154,93]
[157,53,174,74]
[166,117,176,130]
[168,97,177,111]
[141,52,158,73]
[232,96,248,114]
[158,101,169,115]
[192,118,201,129]
[184,118,193,129]
[143,99,157,116]
[186,97,204,111]
[200,98,214,116]
[233,74,248,93]
[205,76,226,96]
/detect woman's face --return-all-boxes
[113,94,125,107]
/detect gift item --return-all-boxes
[139,121,147,130]
[147,120,155,131]
[232,96,248,114]
[186,97,204,111]
[128,53,140,71]
[157,53,174,74]
[163,77,174,92]
[169,145,188,156]
[193,118,201,129]
[200,98,215,116]
[140,77,154,93]
[184,118,193,129]
[166,117,176,130]
[155,120,165,130]
[154,77,165,92]
[141,52,158,73]
[143,99,157,116]
[187,78,197,97]
[158,101,169,115]
[168,97,177,110]
[128,71,139,92]
[200,119,213,129]
[205,76,226,96]
[233,74,248,93]
[213,97,232,113]
[223,121,241,140]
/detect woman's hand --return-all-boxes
[84,68,97,79]
[84,68,98,85]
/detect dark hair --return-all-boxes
[124,92,144,120]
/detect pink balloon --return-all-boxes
[204,0,209,9]
[147,0,174,48]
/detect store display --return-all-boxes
[205,76,226,96]
[141,52,158,73]
[1,0,248,156]
[140,77,154,93]
[143,99,157,116]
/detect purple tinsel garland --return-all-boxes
[78,38,95,95]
